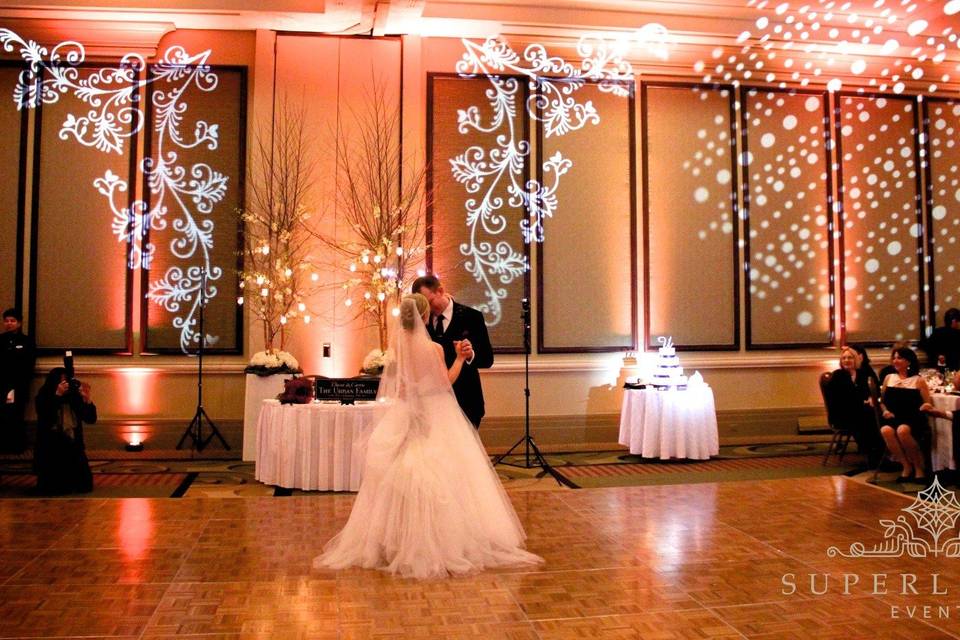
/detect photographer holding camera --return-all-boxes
[33,352,96,494]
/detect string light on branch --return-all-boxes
[237,98,320,356]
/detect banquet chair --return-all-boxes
[866,376,891,483]
[818,371,855,465]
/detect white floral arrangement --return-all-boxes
[245,350,302,376]
[361,348,388,375]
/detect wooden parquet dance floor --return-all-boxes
[1,476,959,639]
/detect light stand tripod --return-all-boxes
[493,298,570,486]
[177,268,230,452]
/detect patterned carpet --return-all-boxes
[497,442,866,489]
[0,441,881,497]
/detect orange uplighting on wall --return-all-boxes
[114,368,159,416]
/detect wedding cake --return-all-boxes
[651,336,687,389]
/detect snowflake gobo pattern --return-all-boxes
[828,477,960,558]
[1,29,226,352]
[451,31,665,325]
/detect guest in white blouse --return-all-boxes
[878,347,950,483]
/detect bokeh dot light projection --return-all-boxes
[742,88,833,342]
[926,99,960,313]
[839,95,921,341]
[695,0,960,97]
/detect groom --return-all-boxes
[412,274,493,428]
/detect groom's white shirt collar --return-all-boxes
[437,296,454,327]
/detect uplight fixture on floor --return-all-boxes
[125,438,144,453]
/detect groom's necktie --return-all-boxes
[434,314,444,337]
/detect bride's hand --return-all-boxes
[453,340,468,361]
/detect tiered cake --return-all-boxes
[651,337,687,389]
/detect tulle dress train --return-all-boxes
[313,300,542,579]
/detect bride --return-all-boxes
[313,293,543,578]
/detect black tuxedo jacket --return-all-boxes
[432,301,494,427]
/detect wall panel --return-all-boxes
[0,64,25,312]
[32,65,133,352]
[539,81,635,352]
[742,88,833,348]
[142,66,246,353]
[837,94,923,344]
[428,73,527,352]
[643,83,739,349]
[925,98,960,329]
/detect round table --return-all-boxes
[618,386,720,460]
[255,399,385,491]
[930,393,960,472]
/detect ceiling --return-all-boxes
[0,0,957,92]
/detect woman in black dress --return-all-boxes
[825,346,881,466]
[34,367,97,494]
[878,347,949,482]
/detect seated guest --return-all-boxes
[34,367,96,494]
[825,346,882,466]
[920,308,960,370]
[848,344,880,396]
[877,341,911,384]
[879,347,950,483]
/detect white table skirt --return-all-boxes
[931,393,960,472]
[618,387,720,460]
[255,400,384,491]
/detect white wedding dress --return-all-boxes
[313,299,542,579]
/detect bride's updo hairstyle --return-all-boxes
[400,293,429,330]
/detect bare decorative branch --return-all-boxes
[239,97,319,353]
[308,82,431,352]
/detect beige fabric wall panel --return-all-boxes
[0,65,23,310]
[34,65,132,351]
[743,89,833,347]
[428,74,526,352]
[644,84,738,349]
[838,95,922,344]
[926,99,960,322]
[541,83,635,351]
[143,67,246,353]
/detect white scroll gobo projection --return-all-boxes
[451,32,665,326]
[1,28,229,353]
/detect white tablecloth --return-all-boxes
[618,387,720,460]
[931,393,960,472]
[255,400,384,491]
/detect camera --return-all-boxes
[63,350,82,394]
